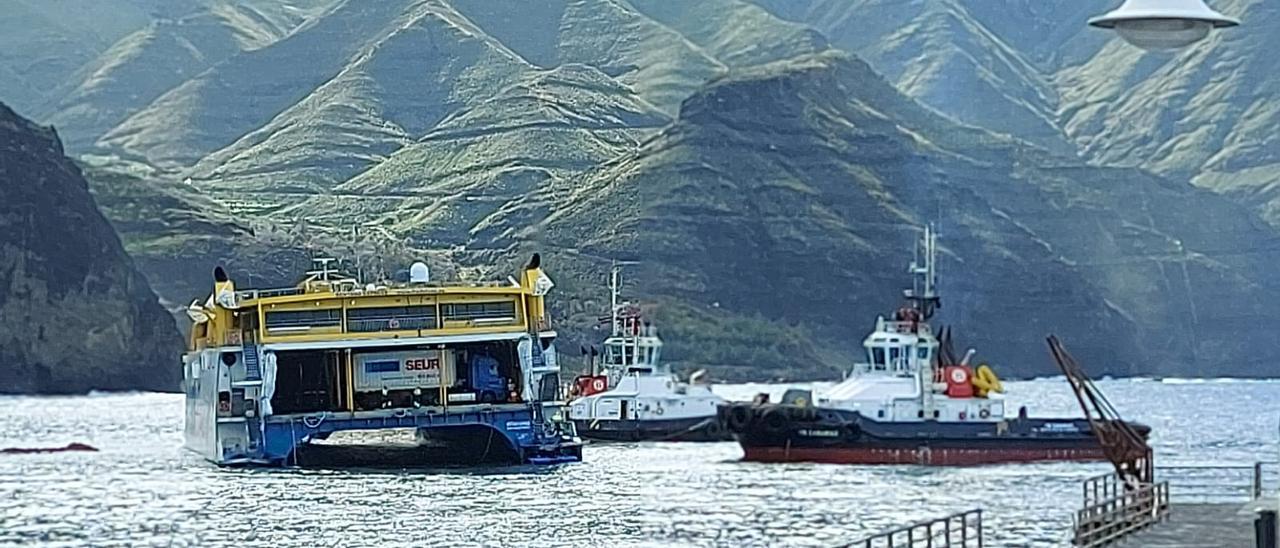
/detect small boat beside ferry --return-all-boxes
[567,267,730,442]
[182,254,581,466]
[718,227,1149,465]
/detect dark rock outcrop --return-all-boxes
[0,103,181,393]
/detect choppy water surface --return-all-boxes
[1,379,1277,547]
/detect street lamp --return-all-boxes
[1089,0,1239,50]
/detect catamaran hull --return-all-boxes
[185,402,582,467]
[720,403,1146,466]
[573,416,732,442]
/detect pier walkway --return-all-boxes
[1073,462,1279,547]
[1118,503,1259,547]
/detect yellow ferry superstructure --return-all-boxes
[182,255,581,466]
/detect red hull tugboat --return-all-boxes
[718,226,1148,465]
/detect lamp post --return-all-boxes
[1089,0,1239,50]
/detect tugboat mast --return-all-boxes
[610,265,622,337]
[905,225,940,320]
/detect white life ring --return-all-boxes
[388,318,401,329]
[591,378,606,392]
[949,368,968,383]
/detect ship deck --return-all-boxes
[260,402,539,425]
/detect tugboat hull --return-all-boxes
[573,416,732,442]
[742,444,1106,465]
[720,403,1145,465]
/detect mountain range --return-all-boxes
[1,0,1276,389]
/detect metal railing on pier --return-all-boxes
[1073,475,1170,547]
[845,509,984,548]
[1072,461,1277,547]
[1155,461,1278,502]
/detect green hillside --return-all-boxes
[3,0,1278,389]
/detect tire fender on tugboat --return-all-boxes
[726,406,752,433]
[761,408,788,433]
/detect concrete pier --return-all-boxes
[1119,503,1261,547]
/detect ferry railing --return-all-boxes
[1073,478,1170,547]
[844,509,983,548]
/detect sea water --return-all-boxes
[1,378,1276,547]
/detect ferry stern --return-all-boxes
[182,255,581,467]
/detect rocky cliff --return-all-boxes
[0,103,181,393]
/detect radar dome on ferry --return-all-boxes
[409,262,430,283]
[1089,0,1238,50]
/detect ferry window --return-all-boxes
[871,347,886,370]
[917,347,929,360]
[265,309,341,329]
[363,360,400,374]
[347,306,436,332]
[888,347,901,366]
[442,301,516,322]
[538,373,560,401]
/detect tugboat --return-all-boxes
[718,227,1149,465]
[567,267,730,442]
[182,254,581,466]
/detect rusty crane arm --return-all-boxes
[1046,335,1152,487]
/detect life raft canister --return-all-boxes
[944,366,975,398]
[574,375,609,397]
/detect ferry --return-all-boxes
[718,227,1149,465]
[566,267,729,442]
[182,254,582,466]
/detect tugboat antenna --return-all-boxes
[905,225,941,320]
[610,265,621,337]
[608,261,640,337]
